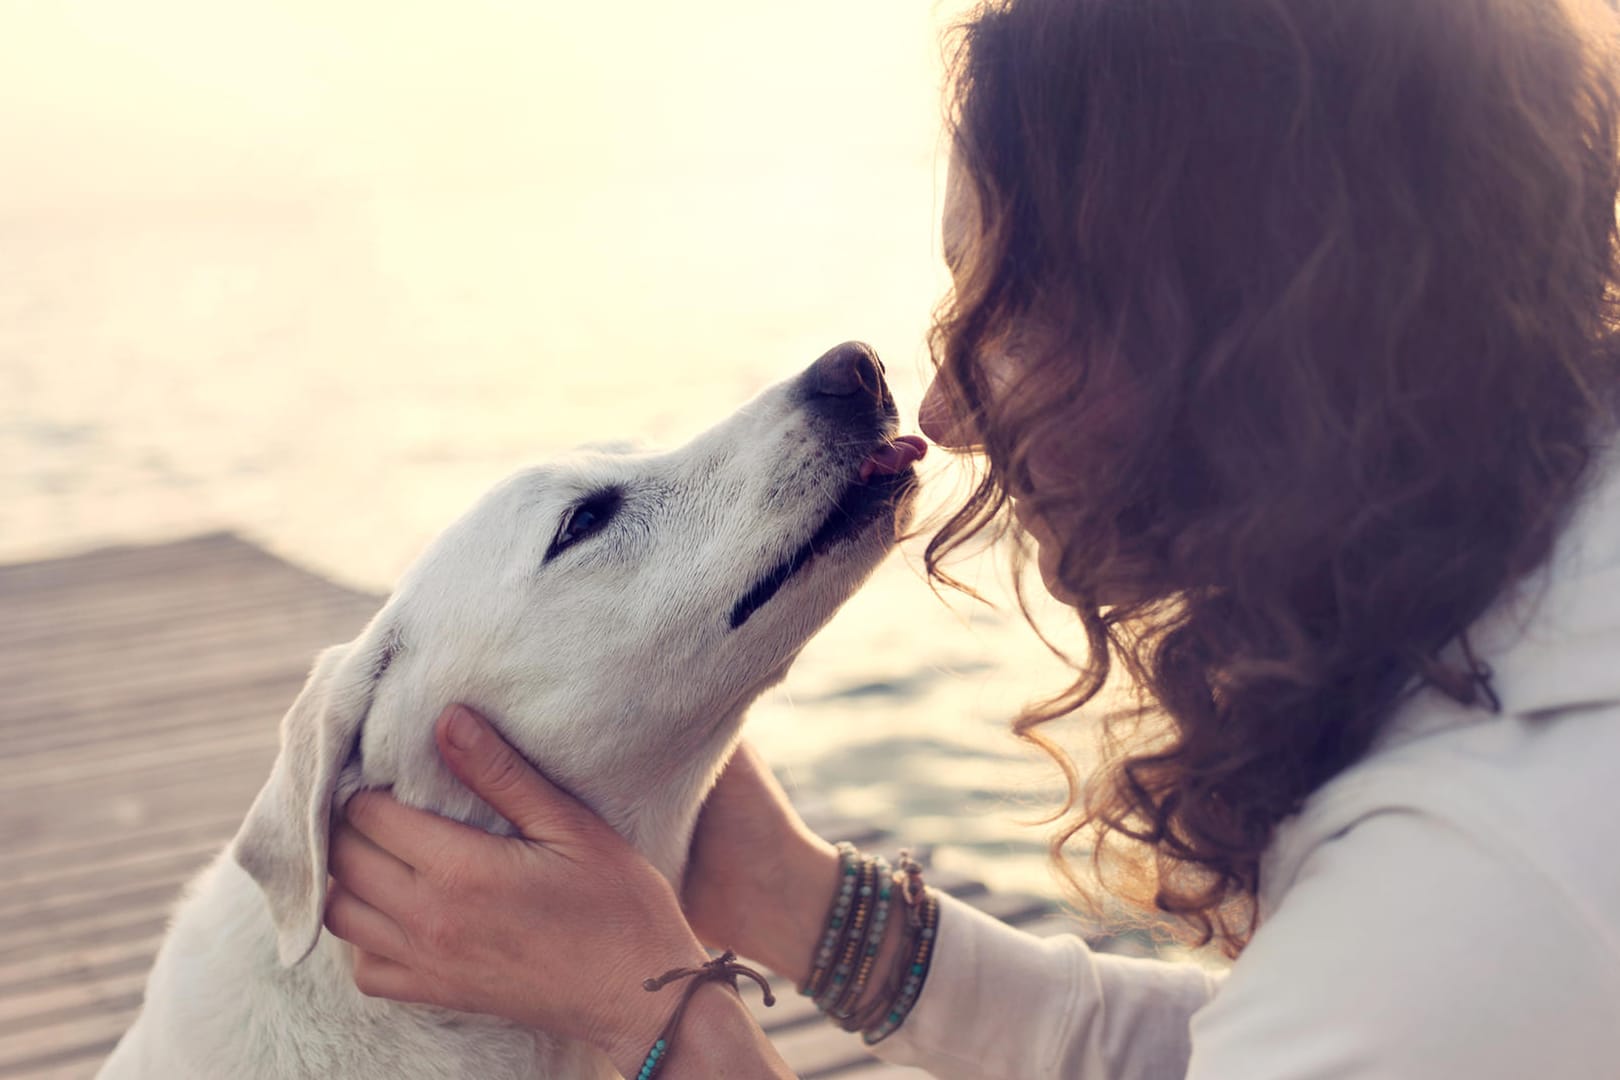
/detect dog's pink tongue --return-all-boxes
[858,435,929,482]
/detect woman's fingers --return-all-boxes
[350,950,433,1007]
[344,788,488,872]
[328,819,414,908]
[341,706,606,867]
[324,881,411,962]
[434,705,600,846]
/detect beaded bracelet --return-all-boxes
[841,851,931,1036]
[799,841,860,1000]
[830,854,892,1021]
[801,845,938,1043]
[860,886,938,1044]
[814,855,878,1013]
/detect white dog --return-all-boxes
[98,343,926,1080]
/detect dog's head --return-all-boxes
[233,342,925,966]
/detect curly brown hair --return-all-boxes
[925,0,1620,954]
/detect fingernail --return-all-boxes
[445,706,482,752]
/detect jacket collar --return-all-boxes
[1422,439,1620,723]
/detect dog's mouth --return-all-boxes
[728,435,928,630]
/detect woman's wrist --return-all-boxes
[583,917,710,1071]
[731,831,840,985]
[592,949,700,1076]
[598,970,794,1079]
[662,981,796,1078]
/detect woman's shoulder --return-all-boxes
[1198,756,1620,1078]
[1262,699,1620,917]
[1199,685,1620,1076]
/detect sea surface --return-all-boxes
[1,0,1109,911]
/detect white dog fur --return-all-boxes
[98,346,921,1080]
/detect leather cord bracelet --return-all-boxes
[635,950,775,1079]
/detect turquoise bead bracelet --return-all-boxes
[831,854,893,1021]
[861,888,939,1045]
[814,855,879,1013]
[635,1038,667,1079]
[799,841,861,999]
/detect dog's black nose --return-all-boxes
[810,341,886,398]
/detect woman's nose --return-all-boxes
[919,375,976,448]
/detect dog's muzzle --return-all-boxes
[800,340,896,421]
[728,342,926,630]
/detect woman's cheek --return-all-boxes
[918,376,976,448]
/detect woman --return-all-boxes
[324,0,1620,1075]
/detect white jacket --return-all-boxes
[877,451,1620,1079]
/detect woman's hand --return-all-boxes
[323,706,707,1071]
[681,741,841,985]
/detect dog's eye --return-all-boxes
[546,490,621,561]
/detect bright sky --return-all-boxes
[1,0,984,576]
[0,1,973,207]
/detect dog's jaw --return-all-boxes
[354,670,756,890]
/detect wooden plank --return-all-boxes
[4,657,341,734]
[1,728,280,794]
[0,875,198,941]
[0,936,165,1000]
[0,1005,132,1078]
[0,534,266,597]
[1,595,373,701]
[0,908,174,969]
[0,970,145,1040]
[0,537,310,1079]
[0,560,370,647]
[2,1058,100,1080]
[0,571,368,637]
[2,763,269,856]
[7,817,238,881]
[2,679,304,761]
[2,841,223,915]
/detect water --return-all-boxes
[0,0,1100,908]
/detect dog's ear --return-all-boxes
[232,639,378,967]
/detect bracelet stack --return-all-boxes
[798,844,939,1045]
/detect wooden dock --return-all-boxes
[0,534,1077,1079]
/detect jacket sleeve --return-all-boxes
[871,892,1225,1079]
